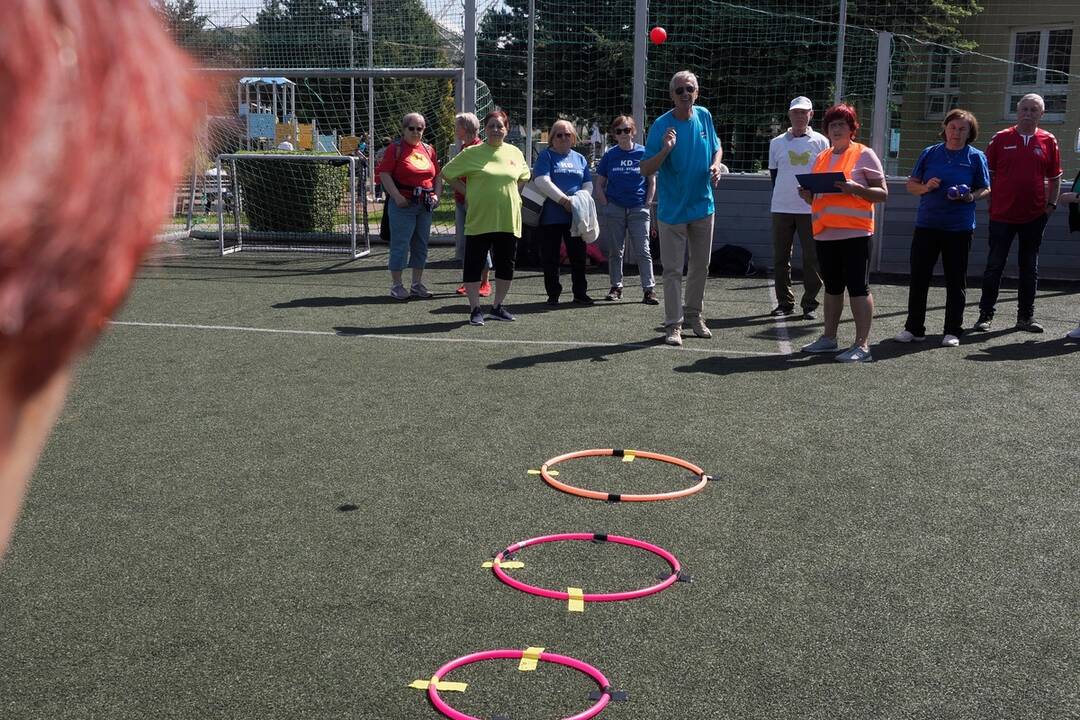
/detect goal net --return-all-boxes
[215,152,368,256]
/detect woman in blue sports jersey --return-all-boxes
[533,120,594,305]
[595,115,658,304]
[897,109,990,347]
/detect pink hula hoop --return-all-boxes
[492,532,681,602]
[428,648,611,720]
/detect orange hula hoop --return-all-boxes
[539,448,710,502]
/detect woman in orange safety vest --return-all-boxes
[797,103,888,363]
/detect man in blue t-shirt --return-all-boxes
[641,70,723,346]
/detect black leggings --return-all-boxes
[538,223,587,300]
[463,232,517,283]
[815,235,871,297]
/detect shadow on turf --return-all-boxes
[488,338,667,369]
[964,336,1080,362]
[334,320,468,335]
[274,295,408,308]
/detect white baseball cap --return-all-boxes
[789,96,813,111]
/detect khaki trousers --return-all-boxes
[658,214,714,328]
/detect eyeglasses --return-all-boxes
[673,86,697,96]
[406,126,425,132]
[553,132,573,139]
[613,127,633,135]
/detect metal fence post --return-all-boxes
[632,0,648,143]
[871,31,892,271]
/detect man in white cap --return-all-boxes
[767,96,829,319]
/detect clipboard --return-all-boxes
[796,172,846,194]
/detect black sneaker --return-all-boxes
[973,313,992,331]
[1016,316,1044,333]
[642,288,659,305]
[546,295,560,307]
[487,304,516,322]
[469,307,485,326]
[770,304,794,317]
[604,286,622,301]
[572,295,595,305]
[802,308,817,320]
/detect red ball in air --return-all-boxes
[650,27,667,45]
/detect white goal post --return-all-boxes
[216,152,368,258]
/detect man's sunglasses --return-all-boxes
[614,127,633,135]
[674,86,697,96]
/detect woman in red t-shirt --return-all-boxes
[377,112,442,300]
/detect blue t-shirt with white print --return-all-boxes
[533,148,591,225]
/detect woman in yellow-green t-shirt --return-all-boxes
[440,109,531,326]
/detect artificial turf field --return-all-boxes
[1,241,1078,720]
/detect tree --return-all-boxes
[155,0,210,60]
[475,0,984,170]
[252,0,456,155]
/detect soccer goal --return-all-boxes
[216,152,369,257]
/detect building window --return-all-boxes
[1007,27,1072,121]
[925,48,960,119]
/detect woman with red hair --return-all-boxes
[797,103,888,363]
[0,0,198,558]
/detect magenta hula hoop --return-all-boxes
[428,648,612,720]
[491,532,681,602]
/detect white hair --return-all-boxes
[401,112,426,128]
[1017,93,1045,111]
[669,70,698,93]
[455,112,479,134]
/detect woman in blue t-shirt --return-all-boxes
[595,115,657,304]
[897,109,990,347]
[533,120,593,305]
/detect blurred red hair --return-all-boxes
[0,0,199,408]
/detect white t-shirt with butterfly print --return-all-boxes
[769,127,830,214]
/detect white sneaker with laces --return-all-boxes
[941,334,960,347]
[894,330,925,343]
[664,326,683,346]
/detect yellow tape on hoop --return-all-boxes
[482,560,525,569]
[622,451,636,463]
[567,587,585,612]
[528,469,559,476]
[409,677,468,692]
[518,647,545,671]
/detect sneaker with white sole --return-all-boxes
[664,326,683,346]
[973,313,992,331]
[469,307,485,326]
[1067,325,1080,340]
[410,283,433,299]
[487,304,516,322]
[688,316,712,338]
[1015,316,1044,333]
[941,334,960,347]
[835,345,873,363]
[390,284,409,300]
[801,335,839,353]
[894,329,925,343]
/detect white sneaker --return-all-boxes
[894,330,925,343]
[664,326,683,346]
[941,334,960,347]
[1067,325,1080,340]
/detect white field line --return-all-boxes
[765,277,794,355]
[110,320,782,356]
